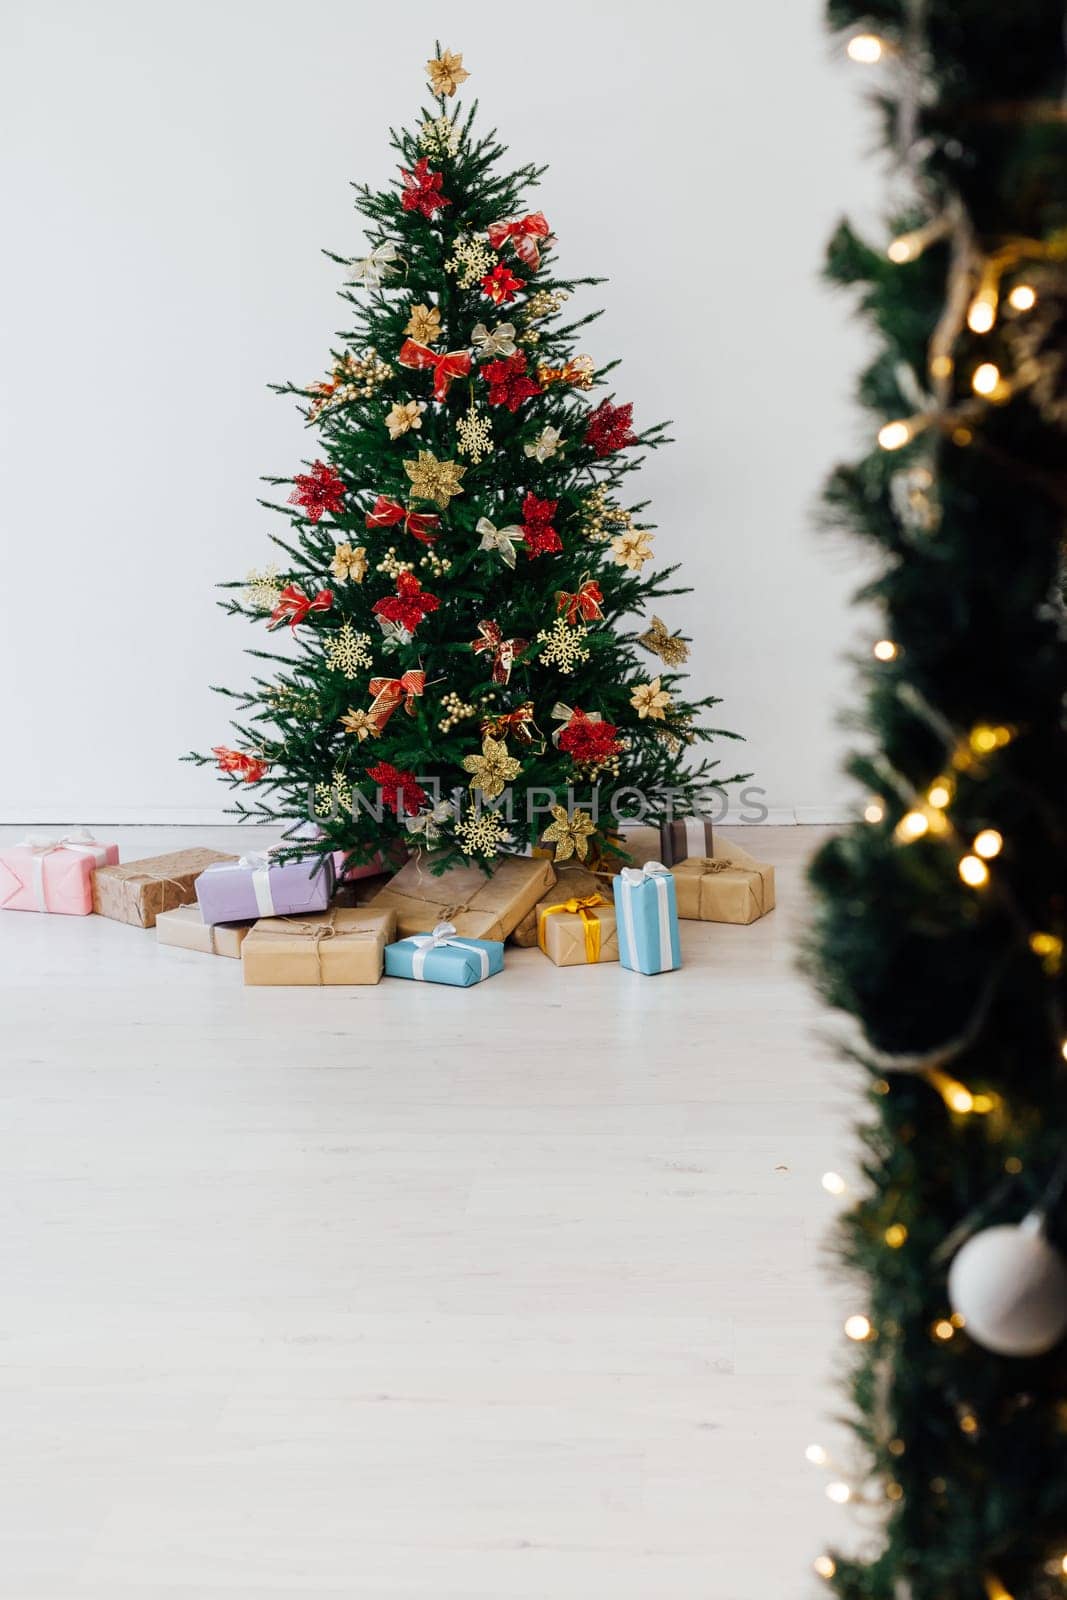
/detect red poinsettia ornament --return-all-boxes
[483,352,541,413]
[584,399,637,457]
[371,570,440,634]
[366,761,428,817]
[558,712,622,765]
[288,460,346,522]
[268,584,334,630]
[212,746,268,783]
[521,492,562,558]
[400,158,451,220]
[479,263,524,305]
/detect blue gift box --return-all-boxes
[612,863,682,975]
[384,922,504,988]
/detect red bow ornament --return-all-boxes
[481,702,538,744]
[471,619,529,686]
[268,584,334,630]
[556,579,604,625]
[372,571,440,635]
[212,746,268,783]
[398,339,473,401]
[366,671,427,730]
[487,212,552,269]
[364,494,441,545]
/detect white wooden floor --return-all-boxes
[0,825,855,1599]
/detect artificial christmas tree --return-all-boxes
[187,46,744,876]
[808,3,1067,1597]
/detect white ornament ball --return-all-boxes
[948,1213,1067,1358]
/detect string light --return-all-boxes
[959,854,990,888]
[886,1481,904,1501]
[847,32,887,63]
[968,723,1013,755]
[1008,283,1037,311]
[959,1410,979,1435]
[878,419,916,451]
[1060,1555,1067,1576]
[895,809,929,842]
[1029,932,1064,974]
[1004,1155,1023,1175]
[927,1069,975,1113]
[930,352,954,380]
[864,799,885,824]
[844,1314,872,1341]
[984,1578,1015,1600]
[888,1437,905,1456]
[813,1555,837,1580]
[805,1443,829,1466]
[973,829,1003,859]
[1061,1040,1067,1063]
[884,1223,908,1248]
[822,1171,847,1195]
[873,638,899,661]
[887,215,952,265]
[972,362,1002,397]
[826,1480,852,1504]
[932,1318,956,1341]
[967,294,998,334]
[927,777,954,808]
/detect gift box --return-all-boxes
[671,842,776,925]
[195,848,334,926]
[537,892,619,967]
[612,861,682,975]
[241,906,396,986]
[384,922,504,987]
[371,852,555,940]
[0,829,119,916]
[92,848,236,928]
[156,904,253,958]
[285,819,405,884]
[332,872,395,909]
[511,862,613,947]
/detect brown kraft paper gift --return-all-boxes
[538,894,619,966]
[242,907,397,986]
[511,862,614,947]
[371,852,555,940]
[671,841,776,925]
[156,904,253,957]
[92,849,237,929]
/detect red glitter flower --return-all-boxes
[400,158,451,220]
[584,399,638,458]
[558,713,622,765]
[212,747,268,783]
[521,491,562,558]
[288,460,346,522]
[483,352,542,413]
[371,570,440,635]
[479,263,524,305]
[366,762,428,817]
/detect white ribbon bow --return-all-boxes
[617,862,674,973]
[471,321,517,358]
[476,517,525,569]
[619,860,670,886]
[406,921,490,982]
[17,828,108,912]
[348,241,401,287]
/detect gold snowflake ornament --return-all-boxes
[243,566,281,612]
[630,677,674,721]
[537,617,590,675]
[611,528,655,572]
[456,809,508,859]
[427,48,469,98]
[329,543,368,584]
[314,772,353,817]
[419,115,461,160]
[461,735,521,801]
[404,449,466,508]
[541,804,596,863]
[446,236,494,290]
[324,622,374,679]
[456,406,493,463]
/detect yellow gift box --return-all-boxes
[242,906,397,986]
[537,893,619,966]
[671,843,775,925]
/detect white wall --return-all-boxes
[1,0,876,824]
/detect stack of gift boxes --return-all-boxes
[0,826,775,989]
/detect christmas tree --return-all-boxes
[188,46,744,871]
[808,3,1067,1597]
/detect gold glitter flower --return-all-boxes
[542,804,596,862]
[404,449,466,508]
[404,303,442,344]
[637,615,690,667]
[427,48,469,98]
[461,735,521,801]
[611,528,655,572]
[329,543,368,584]
[630,677,673,721]
[340,707,378,741]
[386,400,426,440]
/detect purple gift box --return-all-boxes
[195,849,334,926]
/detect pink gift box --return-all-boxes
[0,830,120,915]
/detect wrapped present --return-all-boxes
[371,852,555,940]
[671,842,776,925]
[384,922,504,987]
[0,828,119,916]
[612,861,682,975]
[332,872,395,909]
[511,861,613,947]
[285,818,404,884]
[242,906,396,986]
[537,892,619,967]
[92,848,236,928]
[156,904,252,958]
[195,848,334,925]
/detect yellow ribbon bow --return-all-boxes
[538,893,607,963]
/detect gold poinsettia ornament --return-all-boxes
[340,707,378,741]
[404,448,467,508]
[330,543,368,584]
[630,677,674,721]
[386,400,426,440]
[461,734,521,801]
[638,615,690,666]
[426,48,469,97]
[541,804,597,863]
[404,303,442,344]
[611,528,655,572]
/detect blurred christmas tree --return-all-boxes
[187,45,745,871]
[808,3,1067,1597]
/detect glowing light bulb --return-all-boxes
[884,1224,908,1248]
[959,1411,979,1434]
[969,723,1012,755]
[873,638,898,661]
[826,1480,852,1504]
[814,1555,837,1580]
[864,800,885,824]
[972,362,1001,396]
[930,353,954,379]
[879,420,913,451]
[927,779,953,809]
[886,1481,904,1502]
[847,32,885,63]
[1009,283,1037,311]
[973,829,1003,859]
[822,1171,847,1196]
[929,1070,974,1113]
[1060,1554,1067,1577]
[985,1578,1015,1600]
[896,810,929,842]
[967,297,997,334]
[1061,1040,1067,1063]
[844,1314,872,1342]
[971,1093,996,1115]
[932,1318,956,1341]
[959,854,990,888]
[806,1443,829,1466]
